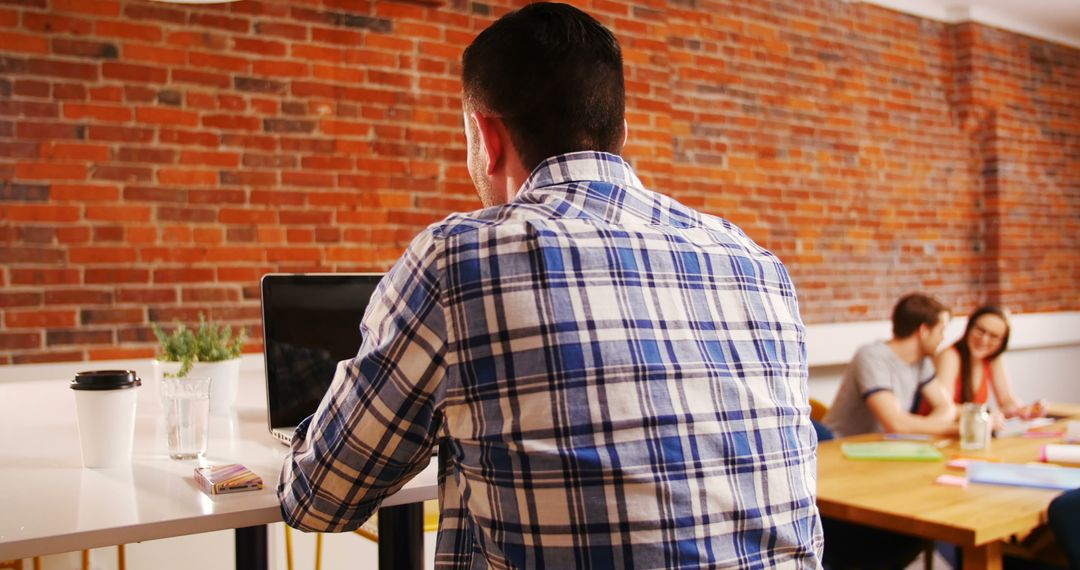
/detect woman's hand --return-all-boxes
[1020,399,1048,419]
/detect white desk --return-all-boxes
[0,361,438,565]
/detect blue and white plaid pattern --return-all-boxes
[279,152,823,569]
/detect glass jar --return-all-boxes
[959,402,991,451]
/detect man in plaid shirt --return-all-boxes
[279,3,822,568]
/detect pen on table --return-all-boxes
[883,433,931,441]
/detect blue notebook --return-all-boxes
[967,463,1080,491]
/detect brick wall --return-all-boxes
[1,0,1078,364]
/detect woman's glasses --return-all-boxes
[971,324,1005,343]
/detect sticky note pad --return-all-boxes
[195,464,263,496]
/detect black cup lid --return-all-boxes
[70,370,142,391]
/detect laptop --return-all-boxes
[260,273,383,445]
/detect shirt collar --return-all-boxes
[520,151,643,193]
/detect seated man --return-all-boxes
[824,292,957,438]
[820,293,957,569]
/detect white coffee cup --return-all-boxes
[70,370,141,468]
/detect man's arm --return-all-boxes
[278,231,446,533]
[865,381,957,435]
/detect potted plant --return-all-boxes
[152,313,247,415]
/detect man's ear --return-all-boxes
[622,119,629,147]
[471,112,503,176]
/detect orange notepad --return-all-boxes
[195,464,263,495]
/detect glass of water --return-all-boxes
[959,402,991,451]
[161,376,212,460]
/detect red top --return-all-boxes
[955,359,992,404]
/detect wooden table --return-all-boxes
[0,362,438,569]
[816,404,1080,570]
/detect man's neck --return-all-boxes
[886,336,923,364]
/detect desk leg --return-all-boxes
[235,525,268,570]
[378,503,424,570]
[962,541,1002,570]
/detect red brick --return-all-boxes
[15,163,87,180]
[171,69,231,88]
[95,20,161,41]
[56,226,91,244]
[54,0,119,15]
[0,31,49,54]
[122,43,185,65]
[22,13,93,35]
[180,150,240,168]
[50,184,120,202]
[27,58,98,81]
[44,289,113,305]
[202,114,261,131]
[0,291,43,308]
[159,129,219,147]
[102,62,167,83]
[166,30,227,49]
[11,268,80,286]
[135,107,198,126]
[69,246,137,264]
[40,142,110,161]
[114,147,176,164]
[85,205,153,222]
[81,308,144,325]
[190,188,244,204]
[255,21,307,40]
[153,268,215,284]
[182,287,241,302]
[189,51,248,72]
[91,165,153,183]
[232,37,287,56]
[158,169,217,185]
[219,208,276,224]
[47,330,113,347]
[85,268,149,284]
[13,80,49,98]
[189,12,248,33]
[16,122,85,141]
[117,287,177,304]
[6,309,77,329]
[88,125,153,143]
[52,38,118,59]
[0,332,42,350]
[282,171,333,187]
[186,92,216,110]
[63,103,132,122]
[252,59,309,77]
[267,247,321,262]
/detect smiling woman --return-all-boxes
[934,305,1047,419]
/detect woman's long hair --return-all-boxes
[953,305,1011,402]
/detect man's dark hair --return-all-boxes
[891,293,949,339]
[461,2,625,172]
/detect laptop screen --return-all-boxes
[260,273,383,430]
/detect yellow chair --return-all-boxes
[2,547,123,570]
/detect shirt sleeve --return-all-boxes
[852,345,894,399]
[278,230,447,532]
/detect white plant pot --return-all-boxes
[152,358,241,415]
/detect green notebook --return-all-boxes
[841,441,944,461]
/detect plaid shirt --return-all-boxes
[279,152,822,569]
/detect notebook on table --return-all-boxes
[260,273,383,445]
[841,441,944,461]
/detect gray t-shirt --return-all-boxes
[823,340,936,438]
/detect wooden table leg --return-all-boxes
[962,541,1003,570]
